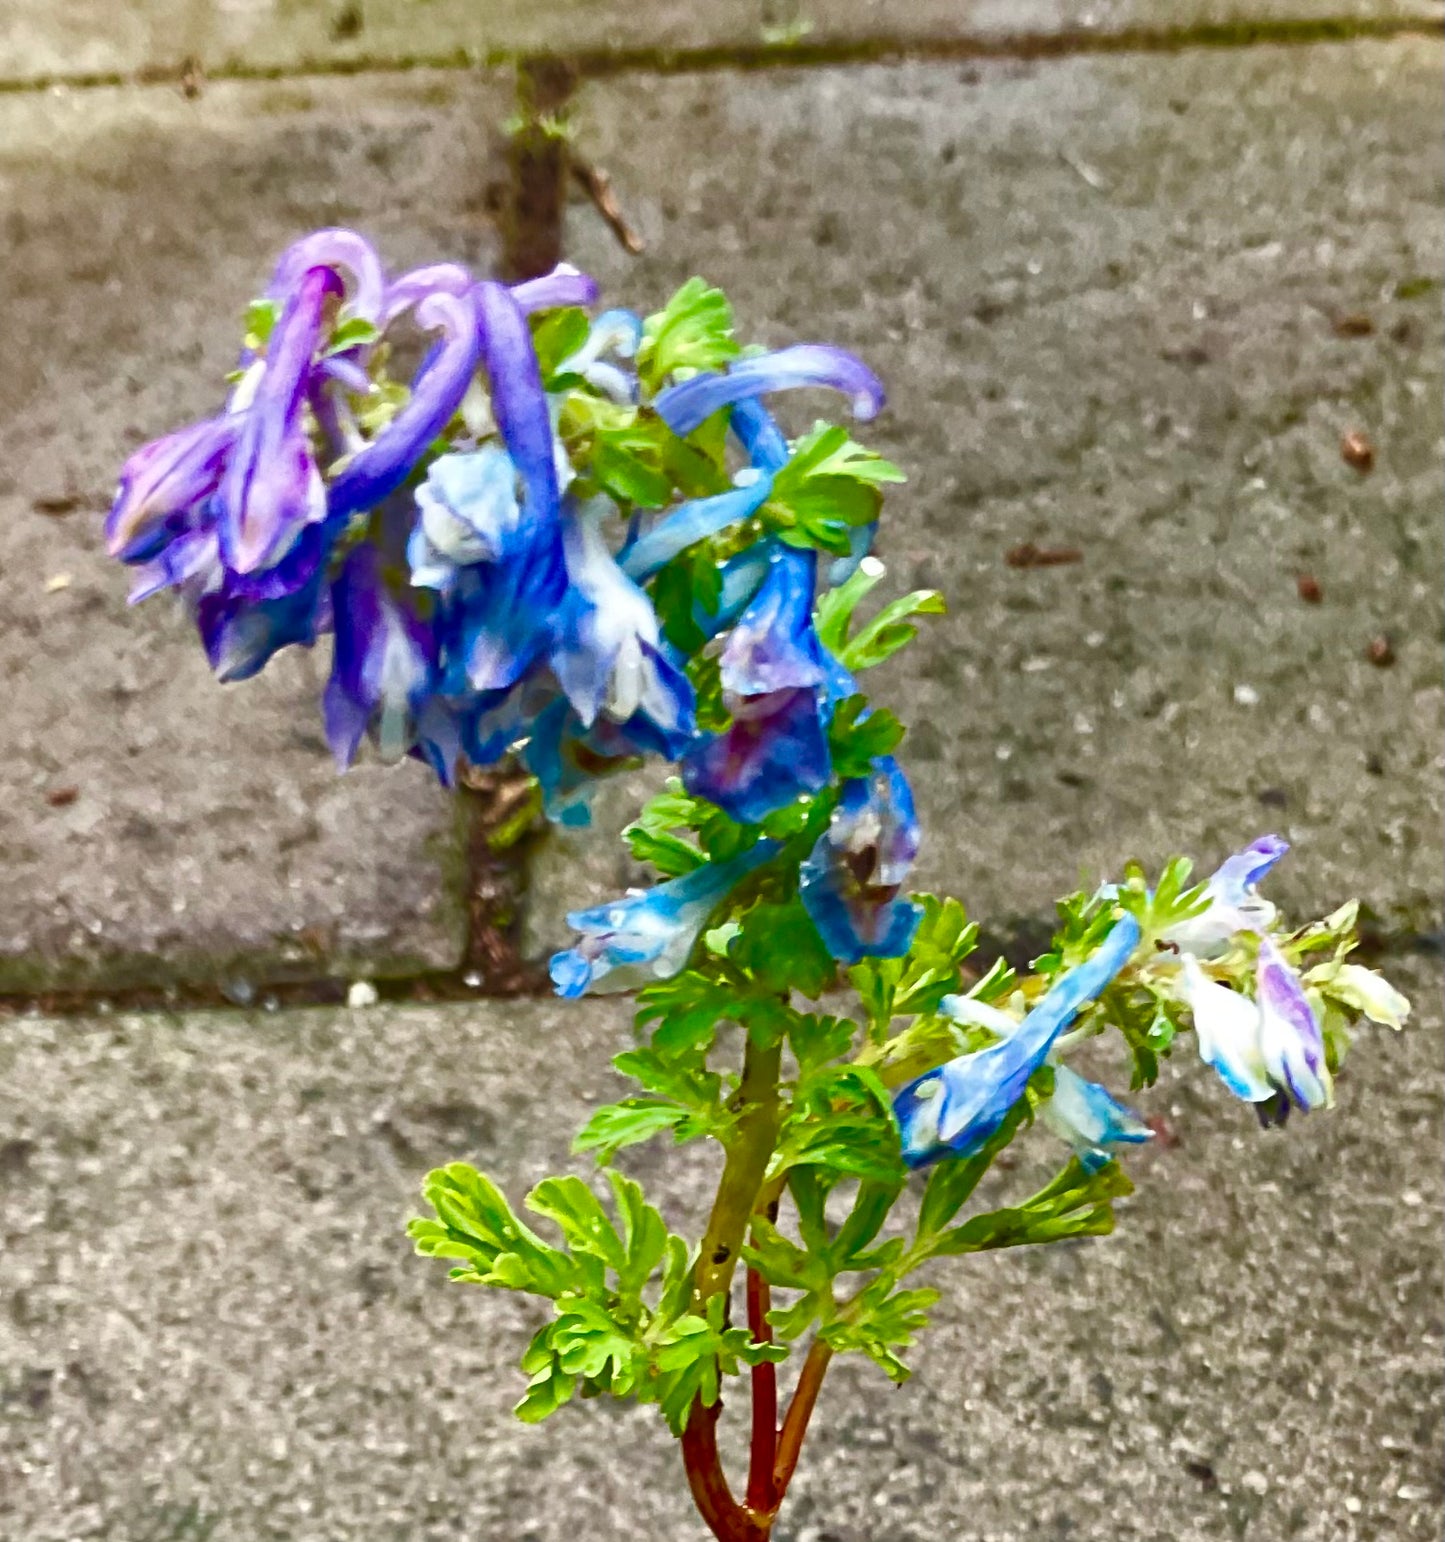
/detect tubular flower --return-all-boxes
[105,418,239,563]
[1178,943,1334,1117]
[1164,834,1288,955]
[552,499,695,755]
[322,544,438,769]
[327,289,482,520]
[1041,1065,1153,1172]
[682,547,832,822]
[550,842,778,998]
[654,345,885,437]
[894,914,1142,1168]
[219,264,337,574]
[799,756,922,964]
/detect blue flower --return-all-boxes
[1163,834,1288,956]
[894,914,1142,1168]
[682,547,832,822]
[322,544,439,769]
[1040,1066,1152,1173]
[550,843,777,997]
[557,309,643,402]
[654,345,885,437]
[408,446,525,592]
[799,756,922,964]
[618,476,774,583]
[551,498,695,755]
[522,696,650,827]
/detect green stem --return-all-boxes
[691,1036,784,1313]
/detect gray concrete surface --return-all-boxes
[559,39,1444,946]
[0,73,521,989]
[1,959,1438,1541]
[3,0,1438,85]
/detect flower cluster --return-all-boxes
[107,236,906,833]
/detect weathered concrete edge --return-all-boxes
[0,13,1440,95]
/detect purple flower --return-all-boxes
[1177,942,1333,1115]
[1163,835,1288,955]
[267,227,386,326]
[799,756,922,964]
[654,345,885,437]
[322,544,439,769]
[327,289,483,520]
[196,524,331,683]
[218,265,337,575]
[894,915,1142,1168]
[682,547,832,822]
[105,419,238,563]
[508,263,600,316]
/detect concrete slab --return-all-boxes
[547,39,1444,955]
[0,73,519,988]
[0,960,1438,1540]
[2,0,1439,86]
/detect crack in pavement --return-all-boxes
[0,15,1439,96]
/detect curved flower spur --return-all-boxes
[107,237,1413,1542]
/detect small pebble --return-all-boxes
[1296,574,1323,603]
[1367,635,1396,667]
[1333,313,1374,338]
[347,980,380,1010]
[45,786,80,808]
[44,572,73,593]
[1341,429,1375,472]
[1241,1471,1269,1496]
[1233,684,1260,706]
[1344,1496,1362,1514]
[1397,1484,1431,1502]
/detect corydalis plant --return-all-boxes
[108,235,1411,1542]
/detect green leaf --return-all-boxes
[571,1099,689,1161]
[822,1280,938,1383]
[605,1169,670,1296]
[927,1158,1134,1258]
[837,590,946,672]
[828,695,905,779]
[815,561,887,655]
[762,425,906,555]
[625,826,707,878]
[325,316,382,356]
[530,306,591,385]
[849,894,978,1033]
[409,1163,579,1297]
[526,1176,628,1274]
[638,277,741,393]
[514,1327,578,1423]
[242,296,280,352]
[728,899,837,1001]
[787,1013,858,1077]
[633,973,738,1054]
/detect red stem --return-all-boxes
[681,1396,769,1542]
[774,1340,834,1497]
[745,1267,778,1516]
